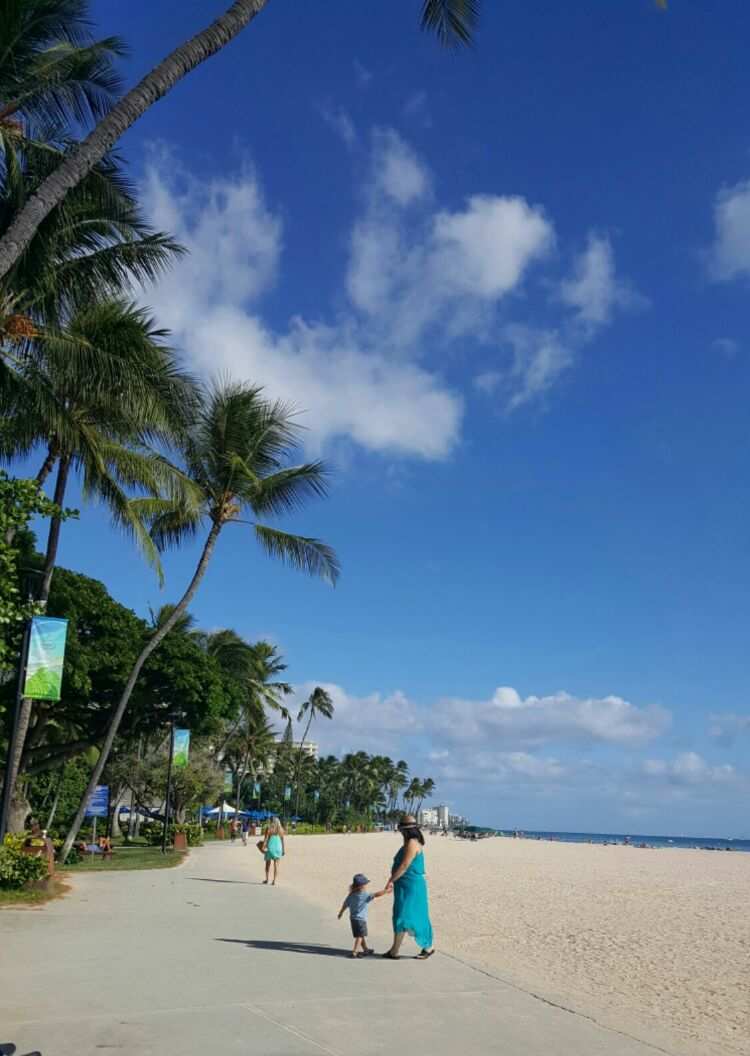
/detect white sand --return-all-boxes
[282,832,749,1056]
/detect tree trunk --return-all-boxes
[2,454,71,823]
[38,453,71,603]
[59,521,223,863]
[45,765,66,830]
[294,713,313,819]
[0,1,270,280]
[8,788,31,832]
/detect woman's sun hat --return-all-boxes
[398,815,419,828]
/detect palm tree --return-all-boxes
[293,686,333,817]
[0,0,480,279]
[415,777,436,814]
[1,300,196,828]
[60,379,339,860]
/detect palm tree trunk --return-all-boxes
[0,1,270,281]
[2,455,72,826]
[38,453,71,603]
[59,521,222,863]
[294,713,314,819]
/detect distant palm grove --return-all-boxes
[0,1,449,864]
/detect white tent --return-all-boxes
[205,802,241,816]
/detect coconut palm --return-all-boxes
[0,0,480,278]
[59,379,339,860]
[0,0,125,133]
[293,686,333,816]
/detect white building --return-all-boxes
[417,807,439,827]
[292,740,319,760]
[437,804,450,829]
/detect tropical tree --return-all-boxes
[0,301,196,822]
[0,0,480,279]
[293,686,333,816]
[59,380,339,861]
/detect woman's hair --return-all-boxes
[349,881,366,893]
[267,816,284,836]
[400,825,425,845]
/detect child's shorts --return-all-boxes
[351,919,368,938]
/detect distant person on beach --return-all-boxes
[229,817,240,843]
[261,816,285,885]
[240,817,249,846]
[383,815,435,960]
[337,873,386,958]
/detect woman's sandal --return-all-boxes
[417,948,435,960]
[382,950,401,959]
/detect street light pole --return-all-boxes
[161,721,175,854]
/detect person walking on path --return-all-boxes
[383,815,435,960]
[261,816,285,885]
[337,873,386,958]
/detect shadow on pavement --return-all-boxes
[216,938,347,957]
[187,877,263,885]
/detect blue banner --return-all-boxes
[173,728,190,769]
[253,782,261,797]
[85,785,109,818]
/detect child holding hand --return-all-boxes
[338,873,386,958]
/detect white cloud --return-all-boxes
[711,337,740,359]
[403,90,431,127]
[289,681,421,757]
[709,713,750,741]
[142,130,639,446]
[709,179,750,280]
[318,103,357,148]
[372,128,430,206]
[641,752,737,786]
[502,325,574,411]
[141,150,462,460]
[559,233,640,328]
[433,686,670,748]
[432,195,553,299]
[353,59,372,87]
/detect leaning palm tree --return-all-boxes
[60,379,339,861]
[293,686,333,817]
[0,0,480,278]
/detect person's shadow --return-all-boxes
[1,1044,41,1056]
[216,938,345,957]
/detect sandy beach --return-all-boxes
[283,832,749,1056]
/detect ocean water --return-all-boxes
[493,829,750,852]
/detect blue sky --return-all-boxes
[27,1,750,836]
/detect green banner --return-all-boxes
[23,617,68,701]
[253,781,261,797]
[224,769,233,793]
[173,729,190,769]
[284,785,292,801]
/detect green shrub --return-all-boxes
[140,820,202,847]
[0,844,47,889]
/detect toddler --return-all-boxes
[337,873,385,958]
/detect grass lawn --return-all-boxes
[0,879,68,908]
[62,846,186,873]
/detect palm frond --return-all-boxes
[420,0,479,47]
[253,524,340,586]
[244,462,330,518]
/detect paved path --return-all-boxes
[1,841,667,1056]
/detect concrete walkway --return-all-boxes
[1,841,665,1056]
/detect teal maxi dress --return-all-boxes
[264,834,283,861]
[392,846,433,949]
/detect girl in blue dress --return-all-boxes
[384,815,435,959]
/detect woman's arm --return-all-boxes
[386,839,419,889]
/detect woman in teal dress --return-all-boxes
[384,815,435,959]
[261,816,285,885]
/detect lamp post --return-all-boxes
[161,721,176,854]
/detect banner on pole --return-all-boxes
[23,616,68,701]
[173,729,190,769]
[224,769,233,793]
[85,785,109,818]
[313,789,320,802]
[284,785,291,801]
[253,782,261,797]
